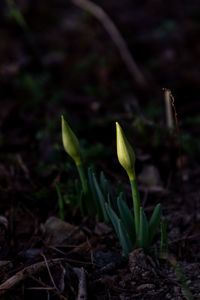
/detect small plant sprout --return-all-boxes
[60,116,110,220]
[61,115,81,166]
[61,115,88,195]
[168,256,194,300]
[60,117,164,257]
[106,122,163,257]
[116,122,139,237]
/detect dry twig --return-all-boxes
[77,267,87,300]
[41,253,58,291]
[164,88,174,129]
[0,258,67,296]
[70,0,147,87]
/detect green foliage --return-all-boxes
[117,193,135,244]
[58,118,165,258]
[160,220,168,257]
[149,204,162,243]
[106,203,132,257]
[168,256,194,300]
[91,172,109,222]
[6,0,27,29]
[55,183,65,221]
[138,207,149,249]
[106,198,162,258]
[106,123,163,257]
[57,166,113,222]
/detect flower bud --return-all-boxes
[61,115,81,166]
[116,122,136,180]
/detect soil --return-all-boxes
[0,0,200,299]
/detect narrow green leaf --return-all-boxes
[138,207,149,249]
[117,193,135,244]
[75,179,81,196]
[107,194,111,206]
[118,219,133,258]
[160,220,168,258]
[78,190,84,215]
[106,203,132,258]
[149,203,162,243]
[173,263,194,300]
[55,183,65,220]
[88,168,102,219]
[117,182,126,200]
[100,171,117,211]
[92,172,109,223]
[106,203,120,238]
[100,172,113,199]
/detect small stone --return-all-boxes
[93,250,123,267]
[20,248,41,259]
[138,165,162,187]
[94,222,112,235]
[44,216,85,245]
[137,283,155,293]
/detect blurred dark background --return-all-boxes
[0,0,200,198]
[1,0,200,107]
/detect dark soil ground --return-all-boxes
[0,0,200,299]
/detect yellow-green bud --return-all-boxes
[61,115,81,166]
[116,122,136,180]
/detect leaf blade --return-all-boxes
[117,193,135,244]
[149,203,162,243]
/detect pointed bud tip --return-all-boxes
[116,122,120,129]
[61,116,81,166]
[116,121,136,181]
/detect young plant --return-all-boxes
[60,116,111,221]
[106,122,162,257]
[60,117,164,257]
[61,115,88,193]
[168,256,194,300]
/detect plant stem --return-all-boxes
[55,183,65,220]
[77,163,88,195]
[130,179,140,238]
[160,220,168,258]
[174,264,194,300]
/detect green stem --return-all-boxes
[130,179,140,238]
[55,183,65,220]
[174,264,194,300]
[77,163,88,195]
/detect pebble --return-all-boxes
[137,283,155,293]
[138,165,162,187]
[44,216,85,245]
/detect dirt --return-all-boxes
[0,0,200,299]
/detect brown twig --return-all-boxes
[163,89,183,165]
[29,275,68,300]
[164,88,174,129]
[0,258,66,296]
[77,267,87,300]
[70,0,147,88]
[41,253,58,291]
[170,91,181,140]
[169,90,184,171]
